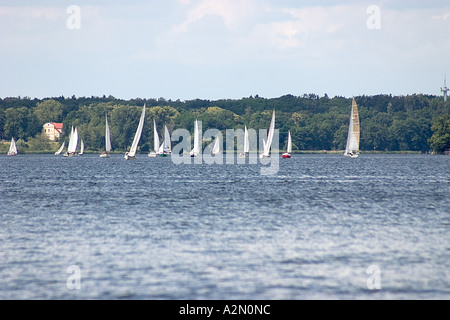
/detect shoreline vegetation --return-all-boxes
[0,94,449,155]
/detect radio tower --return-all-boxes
[441,75,449,101]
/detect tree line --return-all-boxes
[0,94,449,153]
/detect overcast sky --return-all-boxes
[1,0,449,100]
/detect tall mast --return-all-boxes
[441,75,449,102]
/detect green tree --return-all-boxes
[4,107,28,139]
[389,118,431,152]
[26,134,52,152]
[0,107,5,139]
[34,99,64,125]
[109,105,142,151]
[429,114,450,154]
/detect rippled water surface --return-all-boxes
[0,154,449,299]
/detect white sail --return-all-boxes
[344,98,360,158]
[126,105,146,159]
[73,128,79,153]
[153,118,160,152]
[158,141,165,154]
[55,141,65,155]
[190,119,201,156]
[239,126,249,158]
[282,130,292,158]
[105,115,111,152]
[164,125,171,153]
[7,137,17,156]
[67,126,74,153]
[212,136,220,154]
[244,125,249,153]
[100,115,111,158]
[79,139,84,155]
[287,131,292,153]
[149,118,159,157]
[67,127,78,154]
[260,110,275,158]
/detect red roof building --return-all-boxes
[43,122,63,141]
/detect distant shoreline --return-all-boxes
[0,139,432,155]
[0,149,426,155]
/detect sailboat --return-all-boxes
[79,139,84,155]
[64,126,78,157]
[7,137,17,156]
[190,119,201,157]
[148,118,159,157]
[282,131,292,158]
[239,126,249,158]
[55,141,65,155]
[344,98,360,158]
[163,125,172,156]
[100,114,112,158]
[260,110,275,159]
[157,140,165,156]
[153,124,171,157]
[125,104,146,160]
[211,135,221,155]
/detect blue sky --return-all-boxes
[1,0,449,100]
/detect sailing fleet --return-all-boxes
[5,99,361,159]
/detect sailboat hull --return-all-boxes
[124,152,137,160]
[282,153,291,158]
[100,152,110,158]
[344,153,359,158]
[64,152,76,157]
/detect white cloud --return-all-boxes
[171,0,259,34]
[250,5,357,51]
[432,11,450,21]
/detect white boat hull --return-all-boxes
[64,152,76,157]
[344,153,359,158]
[124,152,137,160]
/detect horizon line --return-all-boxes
[0,92,445,102]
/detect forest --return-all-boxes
[0,93,449,154]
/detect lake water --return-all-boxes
[0,153,449,300]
